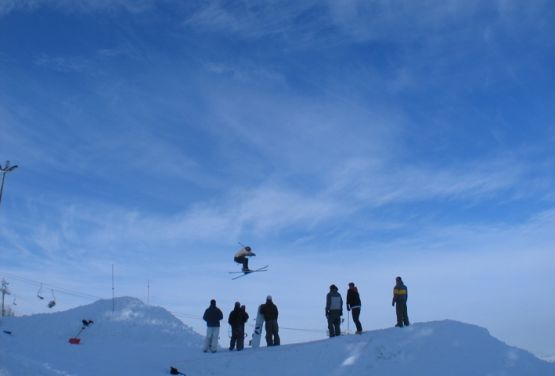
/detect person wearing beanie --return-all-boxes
[233,246,256,272]
[259,295,280,346]
[325,284,343,337]
[392,276,409,327]
[202,299,223,352]
[346,282,363,334]
[228,301,249,351]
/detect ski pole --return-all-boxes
[347,312,350,335]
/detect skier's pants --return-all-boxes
[351,307,363,332]
[327,310,341,337]
[229,326,245,350]
[265,319,280,346]
[395,301,409,326]
[234,256,248,269]
[204,326,220,352]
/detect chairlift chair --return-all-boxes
[37,283,44,300]
[48,289,56,308]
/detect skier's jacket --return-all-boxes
[392,282,408,305]
[346,286,361,310]
[203,303,223,327]
[234,247,255,258]
[228,307,248,327]
[260,301,278,321]
[326,289,343,315]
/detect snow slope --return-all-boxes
[1,297,553,376]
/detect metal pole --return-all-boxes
[1,279,10,317]
[112,264,115,313]
[0,161,18,206]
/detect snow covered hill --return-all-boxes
[1,297,553,376]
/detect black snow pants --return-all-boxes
[351,307,363,333]
[265,319,280,346]
[395,301,409,327]
[327,310,341,337]
[229,325,245,351]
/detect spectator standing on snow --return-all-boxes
[203,299,223,352]
[228,302,249,351]
[346,282,363,334]
[392,276,410,328]
[260,295,280,346]
[326,284,343,337]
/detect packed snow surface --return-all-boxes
[1,297,553,375]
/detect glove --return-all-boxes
[392,302,395,306]
[347,306,351,312]
[340,310,343,317]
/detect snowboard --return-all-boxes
[249,305,264,348]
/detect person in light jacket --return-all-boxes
[326,284,343,337]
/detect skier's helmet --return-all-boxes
[245,246,251,251]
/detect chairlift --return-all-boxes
[12,295,16,306]
[48,289,56,308]
[37,283,44,300]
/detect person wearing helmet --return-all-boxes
[234,246,256,272]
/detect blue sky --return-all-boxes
[1,0,554,357]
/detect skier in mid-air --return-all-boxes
[234,246,256,272]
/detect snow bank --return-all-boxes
[1,298,553,375]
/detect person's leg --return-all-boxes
[327,315,335,337]
[352,307,363,332]
[204,327,212,352]
[237,326,245,350]
[265,321,274,346]
[229,327,237,350]
[395,304,404,327]
[272,320,280,345]
[210,327,220,352]
[402,302,409,326]
[333,314,341,336]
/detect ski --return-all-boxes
[231,265,269,280]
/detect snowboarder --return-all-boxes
[234,246,256,272]
[228,302,249,351]
[259,295,280,346]
[392,276,409,327]
[203,299,223,353]
[346,282,363,334]
[326,284,343,337]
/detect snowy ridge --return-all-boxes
[1,298,554,376]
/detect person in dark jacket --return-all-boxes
[326,284,343,337]
[346,282,363,334]
[203,299,223,352]
[259,295,280,346]
[392,276,409,327]
[228,302,249,351]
